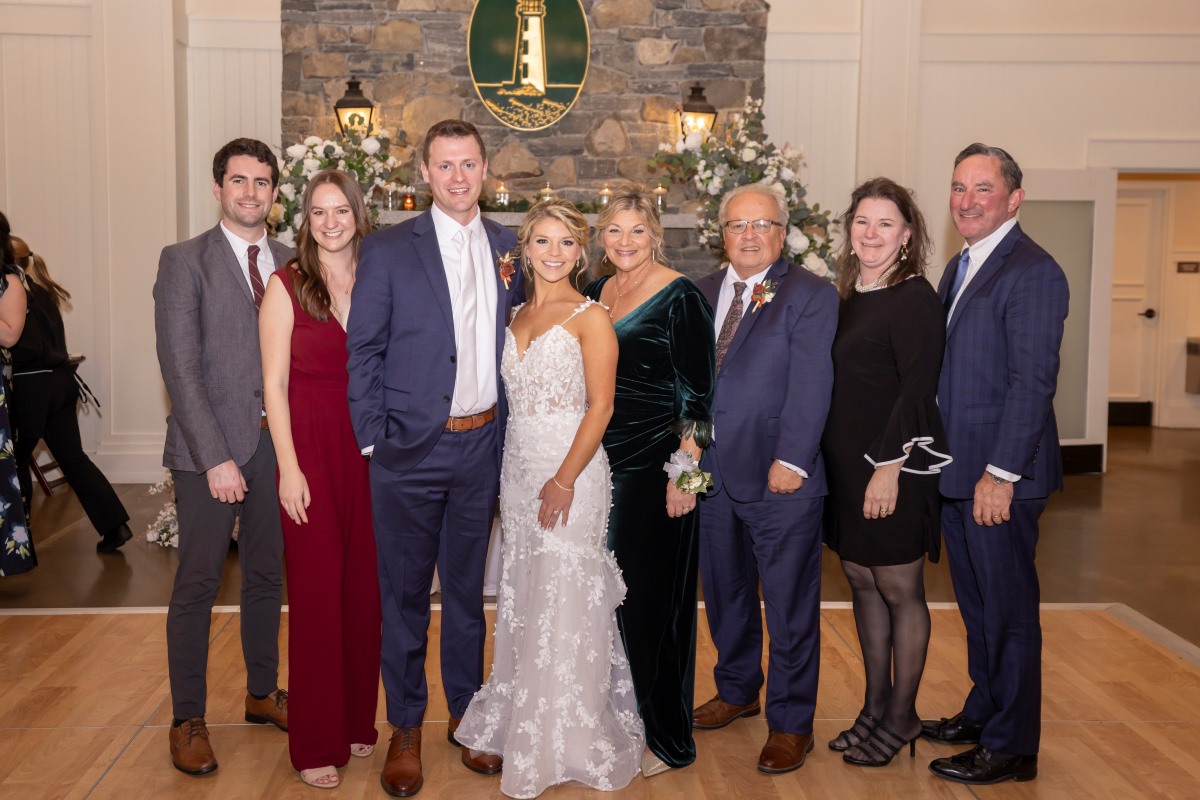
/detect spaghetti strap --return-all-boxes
[562,299,597,326]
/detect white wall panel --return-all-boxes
[764,34,860,234]
[185,40,282,237]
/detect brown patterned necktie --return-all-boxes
[247,244,265,309]
[715,281,746,370]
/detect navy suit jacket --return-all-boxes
[696,257,838,503]
[936,222,1069,500]
[346,210,522,473]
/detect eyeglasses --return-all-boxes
[723,219,784,235]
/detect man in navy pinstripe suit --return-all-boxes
[923,144,1069,785]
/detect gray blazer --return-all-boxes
[153,223,293,473]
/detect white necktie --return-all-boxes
[456,230,479,412]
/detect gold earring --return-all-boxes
[899,241,909,262]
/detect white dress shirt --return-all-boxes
[430,204,498,416]
[712,266,808,479]
[948,215,1022,484]
[219,222,276,294]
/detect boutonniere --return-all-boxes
[497,250,517,290]
[750,279,777,313]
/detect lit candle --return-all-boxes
[653,185,668,213]
[598,183,613,207]
[402,192,415,211]
[538,182,556,203]
[496,182,510,206]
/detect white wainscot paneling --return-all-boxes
[186,45,282,237]
[764,31,860,228]
[1,33,102,446]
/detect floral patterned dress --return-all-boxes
[0,264,34,576]
[456,301,644,798]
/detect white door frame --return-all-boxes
[1022,168,1116,469]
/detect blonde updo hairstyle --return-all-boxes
[517,198,591,298]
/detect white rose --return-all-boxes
[332,145,345,157]
[779,166,796,182]
[376,128,391,139]
[304,135,322,147]
[804,251,830,277]
[279,183,296,201]
[285,143,307,160]
[684,131,703,150]
[277,228,296,248]
[302,158,321,177]
[741,147,757,163]
[361,137,382,155]
[707,183,722,196]
[786,227,810,254]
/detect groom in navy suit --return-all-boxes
[347,119,522,797]
[693,182,838,774]
[923,144,1068,785]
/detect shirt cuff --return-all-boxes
[986,464,1021,483]
[776,459,809,480]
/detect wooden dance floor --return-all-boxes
[1,604,1198,799]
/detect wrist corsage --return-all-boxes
[663,449,713,495]
[750,279,777,312]
[497,250,517,290]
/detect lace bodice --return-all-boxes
[501,302,594,422]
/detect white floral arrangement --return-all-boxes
[650,96,836,278]
[146,475,178,548]
[269,129,410,247]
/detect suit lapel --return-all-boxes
[412,211,456,336]
[210,225,255,306]
[946,224,1022,338]
[483,218,512,362]
[722,257,788,368]
[697,269,724,311]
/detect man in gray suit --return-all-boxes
[153,138,293,776]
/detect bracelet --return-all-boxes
[551,477,574,492]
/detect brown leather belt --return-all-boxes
[445,405,496,432]
[260,416,269,430]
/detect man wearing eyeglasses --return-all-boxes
[693,182,838,774]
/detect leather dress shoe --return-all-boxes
[921,712,982,744]
[381,727,423,797]
[169,717,218,775]
[692,694,761,730]
[447,716,502,775]
[757,730,814,774]
[929,744,1037,784]
[97,523,133,553]
[244,689,288,731]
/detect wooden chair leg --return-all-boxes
[31,460,53,497]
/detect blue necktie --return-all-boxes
[945,249,970,315]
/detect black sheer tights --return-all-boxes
[840,557,929,752]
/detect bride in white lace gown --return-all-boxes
[456,200,644,798]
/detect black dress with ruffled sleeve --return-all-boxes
[822,276,950,566]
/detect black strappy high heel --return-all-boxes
[828,711,879,752]
[842,722,919,767]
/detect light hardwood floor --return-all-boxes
[2,605,1198,799]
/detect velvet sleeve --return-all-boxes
[865,280,952,474]
[666,281,716,448]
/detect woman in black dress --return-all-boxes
[583,189,715,777]
[821,178,950,767]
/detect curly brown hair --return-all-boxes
[287,170,372,321]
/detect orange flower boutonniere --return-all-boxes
[750,279,777,313]
[497,250,517,290]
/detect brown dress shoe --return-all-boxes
[169,717,218,775]
[381,727,423,798]
[245,689,288,731]
[757,730,815,774]
[692,694,761,730]
[448,715,503,775]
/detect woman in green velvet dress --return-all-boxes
[584,189,716,776]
